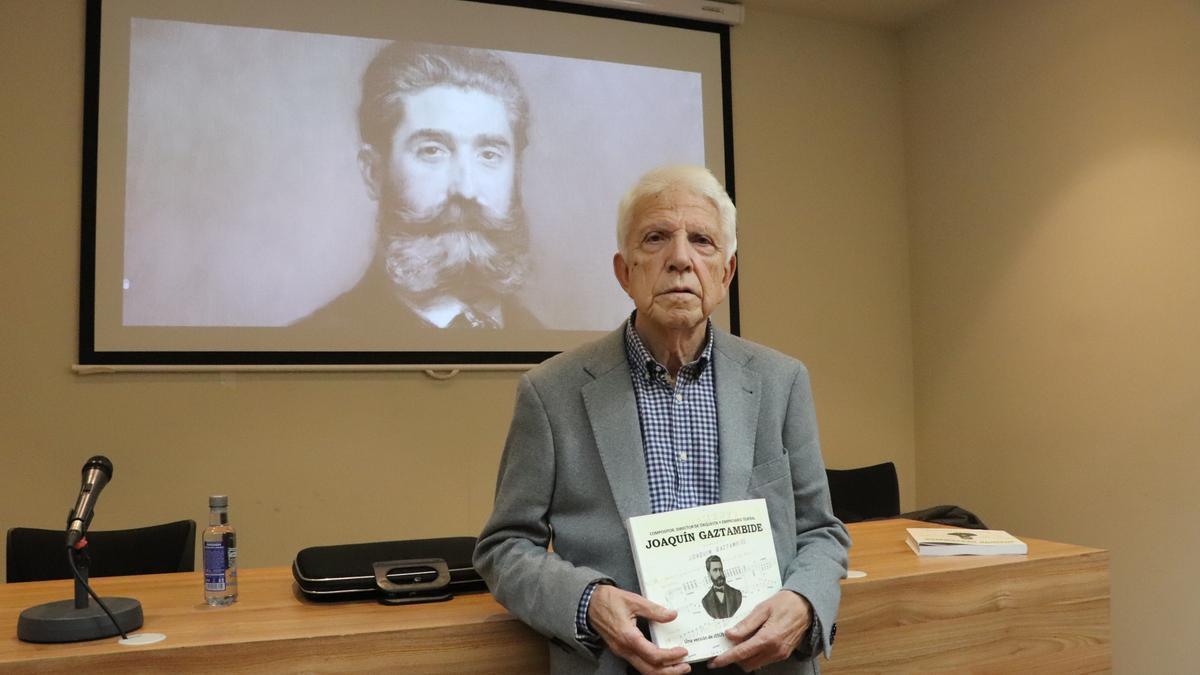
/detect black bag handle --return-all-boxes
[372,558,451,605]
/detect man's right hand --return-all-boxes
[587,584,691,675]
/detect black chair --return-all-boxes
[825,462,901,523]
[6,519,196,583]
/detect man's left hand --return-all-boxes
[707,591,813,671]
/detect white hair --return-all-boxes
[616,165,737,263]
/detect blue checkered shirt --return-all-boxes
[576,314,720,641]
[623,316,721,513]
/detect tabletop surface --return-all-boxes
[1,518,1107,666]
[841,518,1107,586]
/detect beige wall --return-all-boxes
[733,10,916,502]
[0,0,914,583]
[904,0,1200,671]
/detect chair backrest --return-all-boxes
[6,519,196,583]
[825,462,901,523]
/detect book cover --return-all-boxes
[905,527,1028,556]
[625,499,780,662]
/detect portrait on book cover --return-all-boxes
[700,554,742,620]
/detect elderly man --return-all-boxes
[294,42,540,332]
[474,165,849,674]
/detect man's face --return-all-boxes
[707,560,725,588]
[614,185,735,332]
[361,83,528,302]
[380,84,515,222]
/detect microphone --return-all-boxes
[65,455,113,548]
[18,453,143,643]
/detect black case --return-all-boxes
[292,536,486,605]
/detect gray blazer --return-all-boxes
[474,325,850,674]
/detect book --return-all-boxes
[905,527,1028,556]
[625,499,780,663]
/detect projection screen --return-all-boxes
[79,0,737,368]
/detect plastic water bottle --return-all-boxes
[203,495,238,606]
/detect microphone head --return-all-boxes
[68,456,113,546]
[83,455,113,481]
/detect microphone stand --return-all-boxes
[16,516,144,643]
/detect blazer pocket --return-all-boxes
[749,453,790,488]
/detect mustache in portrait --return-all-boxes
[378,194,531,301]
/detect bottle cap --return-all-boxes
[209,495,229,508]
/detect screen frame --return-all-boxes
[78,0,740,368]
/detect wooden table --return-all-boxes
[0,519,1109,673]
[0,567,546,673]
[829,519,1110,673]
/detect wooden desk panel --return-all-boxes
[829,519,1111,674]
[0,568,545,673]
[0,520,1109,673]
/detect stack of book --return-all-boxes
[905,527,1028,556]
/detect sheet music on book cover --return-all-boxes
[625,499,780,663]
[905,527,1028,556]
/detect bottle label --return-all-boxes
[204,541,227,591]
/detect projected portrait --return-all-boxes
[700,554,742,619]
[112,15,714,354]
[292,43,540,333]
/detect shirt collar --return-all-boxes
[406,296,503,329]
[623,311,713,384]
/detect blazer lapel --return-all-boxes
[582,332,652,523]
[714,331,762,502]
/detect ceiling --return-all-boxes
[738,0,957,29]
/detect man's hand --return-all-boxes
[708,591,813,671]
[588,584,692,674]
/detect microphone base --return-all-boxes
[17,597,143,643]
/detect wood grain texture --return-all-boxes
[0,520,1109,673]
